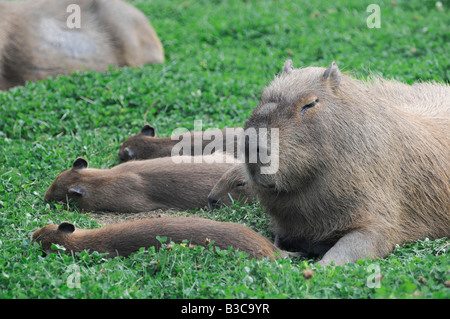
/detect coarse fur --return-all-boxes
[244,59,450,266]
[0,0,164,90]
[207,163,257,209]
[44,155,238,213]
[32,217,288,259]
[118,124,241,162]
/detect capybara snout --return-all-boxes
[118,147,137,162]
[207,164,256,209]
[207,196,219,210]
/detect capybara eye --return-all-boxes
[300,98,319,115]
[236,182,247,187]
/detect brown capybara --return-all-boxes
[207,163,257,209]
[32,217,290,259]
[118,124,241,162]
[0,0,164,90]
[44,155,239,213]
[243,59,450,266]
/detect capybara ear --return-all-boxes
[141,124,156,137]
[322,61,341,90]
[72,158,88,170]
[68,185,86,197]
[282,59,294,75]
[58,222,75,234]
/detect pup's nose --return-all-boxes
[43,191,50,203]
[207,196,219,210]
[119,147,136,162]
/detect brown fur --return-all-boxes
[44,155,237,213]
[0,0,164,90]
[118,124,241,162]
[244,60,450,266]
[207,163,257,209]
[32,217,287,259]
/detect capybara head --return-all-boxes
[119,124,157,161]
[207,164,255,209]
[244,60,348,193]
[44,158,92,206]
[32,222,75,254]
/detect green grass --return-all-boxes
[0,0,449,299]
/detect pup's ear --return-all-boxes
[72,158,88,170]
[57,222,75,234]
[141,124,156,137]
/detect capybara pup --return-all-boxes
[207,163,257,209]
[32,217,288,259]
[118,124,241,162]
[244,59,450,266]
[44,155,238,213]
[0,0,164,90]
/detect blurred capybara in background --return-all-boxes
[32,217,289,259]
[244,59,450,266]
[0,0,164,90]
[118,124,241,162]
[44,155,238,213]
[207,163,257,209]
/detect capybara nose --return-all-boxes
[126,147,137,160]
[119,147,136,162]
[43,191,50,203]
[207,196,219,210]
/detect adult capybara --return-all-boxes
[44,155,239,213]
[118,124,241,162]
[207,163,257,209]
[0,0,164,90]
[32,217,288,259]
[244,59,450,266]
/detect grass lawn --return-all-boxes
[0,0,449,300]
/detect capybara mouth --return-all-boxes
[43,191,52,203]
[207,197,219,210]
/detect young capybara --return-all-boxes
[207,163,257,209]
[44,155,239,213]
[118,124,241,162]
[32,217,288,259]
[244,59,450,266]
[0,0,164,90]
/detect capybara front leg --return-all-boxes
[318,230,388,266]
